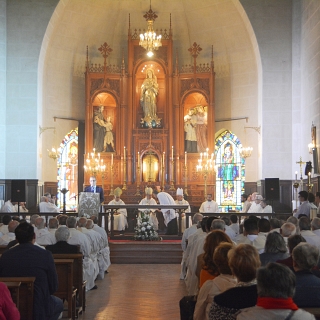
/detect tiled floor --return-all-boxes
[77,264,187,320]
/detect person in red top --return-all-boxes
[0,282,20,320]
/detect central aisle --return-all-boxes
[81,264,187,320]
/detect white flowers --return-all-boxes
[134,211,160,241]
[141,227,146,232]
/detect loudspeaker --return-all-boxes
[11,180,26,202]
[265,178,280,201]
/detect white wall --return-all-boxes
[0,0,6,178]
[4,0,58,179]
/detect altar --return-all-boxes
[83,8,216,208]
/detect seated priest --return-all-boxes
[138,187,159,230]
[175,188,191,233]
[108,187,128,232]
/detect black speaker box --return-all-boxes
[265,178,280,201]
[11,180,26,202]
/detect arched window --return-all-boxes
[215,130,244,212]
[57,128,78,209]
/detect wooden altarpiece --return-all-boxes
[84,14,216,206]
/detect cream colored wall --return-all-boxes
[39,0,261,183]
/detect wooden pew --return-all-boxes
[3,281,21,308]
[302,308,320,319]
[54,259,77,320]
[52,253,86,316]
[0,277,35,320]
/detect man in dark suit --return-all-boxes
[0,222,63,320]
[46,227,79,254]
[84,176,104,203]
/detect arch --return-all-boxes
[215,129,244,212]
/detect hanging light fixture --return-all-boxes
[239,146,253,159]
[139,3,162,57]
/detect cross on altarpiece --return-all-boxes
[98,42,113,60]
[143,5,158,21]
[296,156,306,179]
[188,42,202,76]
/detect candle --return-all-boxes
[172,146,174,159]
[295,171,297,180]
[308,172,311,184]
[111,153,113,166]
[124,146,126,161]
[138,152,140,168]
[185,152,187,166]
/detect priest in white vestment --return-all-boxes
[175,188,191,233]
[199,194,219,213]
[180,213,203,280]
[34,217,56,245]
[108,187,127,231]
[90,215,111,277]
[153,189,178,235]
[248,194,263,214]
[39,196,60,213]
[0,200,16,213]
[138,187,158,230]
[66,216,96,291]
[0,220,19,245]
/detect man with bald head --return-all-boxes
[0,220,19,245]
[35,217,56,245]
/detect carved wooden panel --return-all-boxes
[197,78,210,96]
[90,78,104,96]
[180,79,194,98]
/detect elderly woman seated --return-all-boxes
[194,242,237,320]
[209,244,261,320]
[259,232,289,266]
[237,263,315,320]
[292,242,320,307]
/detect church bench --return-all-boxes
[0,277,35,320]
[53,254,86,317]
[54,259,77,320]
[3,281,21,308]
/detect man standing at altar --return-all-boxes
[84,176,104,203]
[175,188,191,233]
[199,193,219,213]
[139,187,158,231]
[153,189,178,235]
[108,187,127,232]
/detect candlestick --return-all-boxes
[111,153,113,166]
[138,152,140,168]
[171,146,174,159]
[295,171,297,181]
[124,146,126,161]
[162,152,165,189]
[185,152,187,166]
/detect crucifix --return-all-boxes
[296,156,306,180]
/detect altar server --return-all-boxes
[108,187,127,232]
[153,189,178,235]
[175,188,191,233]
[139,187,158,230]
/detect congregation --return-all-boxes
[179,191,320,320]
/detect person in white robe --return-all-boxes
[0,220,19,245]
[78,218,100,283]
[34,217,56,245]
[240,194,251,213]
[247,194,263,214]
[90,215,111,276]
[175,188,191,233]
[199,194,219,213]
[108,187,127,231]
[39,196,60,218]
[0,214,12,235]
[86,219,110,280]
[180,213,203,280]
[153,190,178,235]
[66,216,96,291]
[0,200,16,213]
[14,202,28,213]
[138,187,158,230]
[48,217,59,236]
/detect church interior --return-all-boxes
[0,0,320,319]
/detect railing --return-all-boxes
[103,204,189,238]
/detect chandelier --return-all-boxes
[239,146,253,158]
[84,148,106,177]
[139,5,162,57]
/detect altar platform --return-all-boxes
[109,239,182,264]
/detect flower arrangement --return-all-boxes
[134,211,160,241]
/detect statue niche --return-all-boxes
[139,67,162,128]
[142,152,159,182]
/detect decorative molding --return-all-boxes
[90,78,104,96]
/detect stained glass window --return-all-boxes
[215,130,245,213]
[57,128,78,210]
